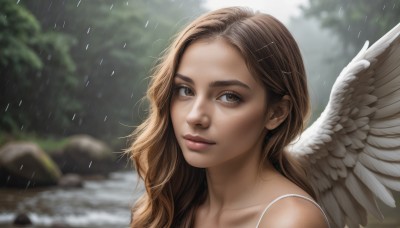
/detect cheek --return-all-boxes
[218,106,267,141]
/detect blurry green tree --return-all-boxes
[0,0,80,135]
[1,0,204,146]
[302,0,400,57]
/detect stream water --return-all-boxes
[1,171,399,228]
[0,171,142,228]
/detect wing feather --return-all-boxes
[374,64,400,87]
[370,125,400,135]
[374,101,400,118]
[364,145,400,161]
[367,135,400,148]
[344,173,383,220]
[354,162,395,207]
[376,93,400,108]
[376,173,400,191]
[289,22,400,228]
[320,191,344,228]
[359,106,377,117]
[358,153,400,177]
[370,117,400,128]
[374,81,400,98]
[332,185,367,226]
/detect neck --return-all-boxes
[204,152,278,211]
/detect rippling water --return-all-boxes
[0,171,143,228]
[1,172,399,228]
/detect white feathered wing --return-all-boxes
[289,22,400,228]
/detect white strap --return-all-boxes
[255,194,330,228]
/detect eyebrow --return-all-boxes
[175,73,251,90]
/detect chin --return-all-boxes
[181,150,211,168]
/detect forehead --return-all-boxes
[177,38,260,87]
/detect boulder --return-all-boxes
[58,174,83,188]
[51,223,71,228]
[13,212,32,226]
[58,135,116,175]
[0,142,61,187]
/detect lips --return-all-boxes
[183,134,216,151]
[183,135,215,144]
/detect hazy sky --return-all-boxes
[203,0,308,23]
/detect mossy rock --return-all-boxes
[0,142,61,187]
[58,134,117,175]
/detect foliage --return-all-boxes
[0,0,80,136]
[0,0,41,74]
[0,132,68,154]
[1,0,205,144]
[302,0,400,56]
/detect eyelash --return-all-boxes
[218,92,242,104]
[174,85,194,97]
[173,84,243,104]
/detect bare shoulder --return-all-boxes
[258,196,329,228]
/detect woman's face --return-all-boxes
[170,38,272,168]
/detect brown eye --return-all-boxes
[219,92,241,104]
[178,86,194,97]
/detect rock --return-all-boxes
[51,223,71,228]
[59,135,116,175]
[13,212,32,226]
[0,142,61,187]
[0,166,10,186]
[58,174,83,188]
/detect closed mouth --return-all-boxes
[183,135,216,144]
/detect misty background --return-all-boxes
[1,0,400,227]
[3,0,400,146]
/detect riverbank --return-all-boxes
[0,171,142,228]
[1,171,399,227]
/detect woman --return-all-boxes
[128,7,330,227]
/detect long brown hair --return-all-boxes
[128,7,314,227]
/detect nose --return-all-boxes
[186,96,211,129]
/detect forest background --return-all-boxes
[1,0,399,153]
